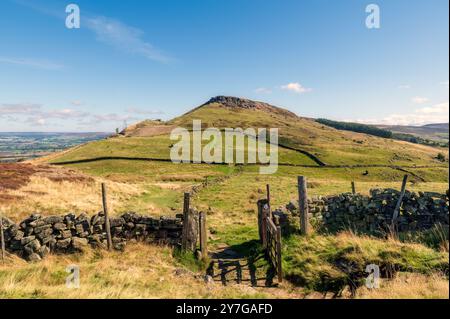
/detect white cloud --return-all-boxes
[1,103,90,128]
[0,56,63,70]
[398,84,411,89]
[85,16,172,63]
[415,102,449,114]
[411,96,429,104]
[281,82,312,94]
[254,87,272,94]
[350,101,449,126]
[0,103,42,114]
[126,107,164,115]
[440,81,449,88]
[93,113,136,122]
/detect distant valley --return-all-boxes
[377,123,449,144]
[0,132,111,162]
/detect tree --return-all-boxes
[436,153,446,162]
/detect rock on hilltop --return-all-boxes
[197,95,299,118]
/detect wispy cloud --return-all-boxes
[281,82,312,94]
[12,1,172,64]
[0,103,42,114]
[254,87,272,94]
[85,16,172,63]
[398,84,411,89]
[70,100,83,106]
[440,80,449,88]
[415,102,449,114]
[411,96,429,104]
[0,102,158,129]
[0,56,63,70]
[126,107,164,115]
[350,101,449,126]
[93,113,136,122]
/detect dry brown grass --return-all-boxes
[0,243,305,299]
[357,273,449,299]
[0,175,142,222]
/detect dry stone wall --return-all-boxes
[280,189,449,235]
[1,211,186,262]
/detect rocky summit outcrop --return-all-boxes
[1,211,185,262]
[204,96,298,118]
[277,189,449,236]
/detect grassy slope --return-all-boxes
[46,101,447,167]
[169,102,447,166]
[8,98,447,299]
[48,134,318,166]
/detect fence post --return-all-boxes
[298,176,310,235]
[351,181,356,194]
[0,215,5,262]
[101,183,113,250]
[199,212,207,260]
[262,203,270,248]
[276,225,282,283]
[181,193,190,250]
[266,184,271,207]
[392,175,408,224]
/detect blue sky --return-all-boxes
[0,0,448,132]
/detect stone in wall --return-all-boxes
[1,211,185,261]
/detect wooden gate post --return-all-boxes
[351,181,356,194]
[261,202,270,248]
[392,175,408,224]
[199,212,207,260]
[298,176,310,235]
[257,199,269,246]
[276,224,282,283]
[0,215,5,262]
[181,193,191,250]
[101,183,113,250]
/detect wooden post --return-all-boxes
[181,192,190,250]
[276,225,282,283]
[392,175,408,223]
[0,215,5,262]
[298,176,310,235]
[266,184,271,207]
[199,212,207,260]
[257,200,264,244]
[101,183,113,250]
[351,181,356,194]
[261,203,270,248]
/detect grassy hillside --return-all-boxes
[168,99,446,166]
[43,97,447,167]
[2,96,446,299]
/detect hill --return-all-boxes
[2,96,446,299]
[377,123,449,144]
[45,96,447,167]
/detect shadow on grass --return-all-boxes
[207,239,277,287]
